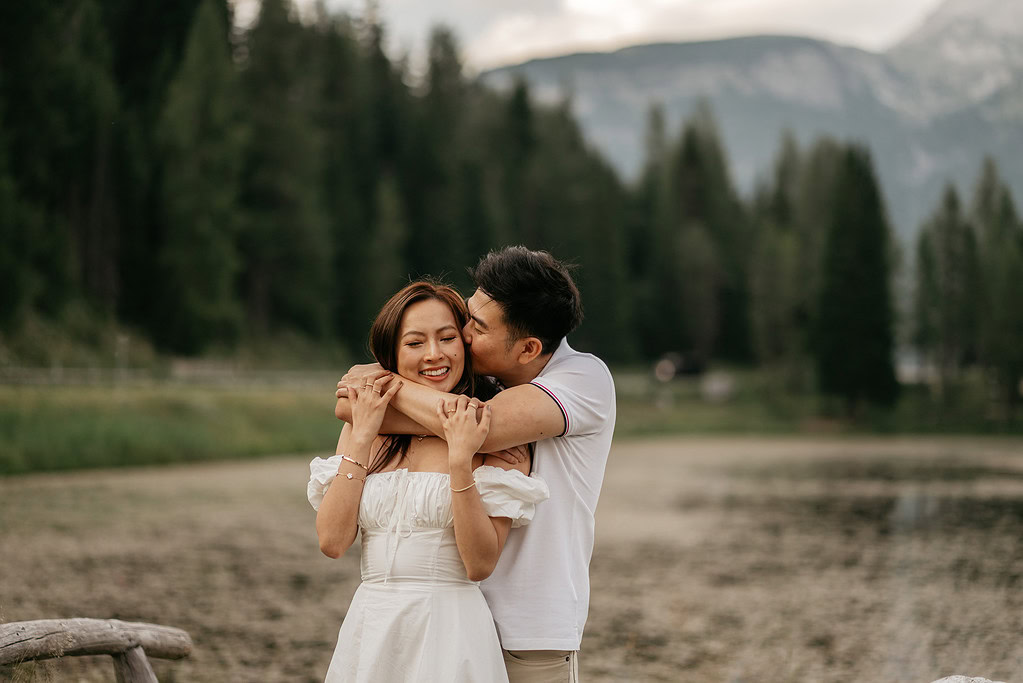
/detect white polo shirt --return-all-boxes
[480,338,616,651]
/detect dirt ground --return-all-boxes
[3,437,1023,682]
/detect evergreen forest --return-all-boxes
[2,0,1022,419]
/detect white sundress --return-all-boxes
[308,458,550,682]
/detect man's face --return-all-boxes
[463,289,517,379]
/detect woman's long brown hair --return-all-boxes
[365,281,477,475]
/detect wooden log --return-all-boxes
[0,618,192,665]
[112,645,158,683]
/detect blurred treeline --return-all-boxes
[1,0,1021,417]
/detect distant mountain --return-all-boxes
[890,0,1023,111]
[479,0,1023,243]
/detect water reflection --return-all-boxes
[722,457,1023,483]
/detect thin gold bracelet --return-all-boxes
[450,480,476,493]
[339,454,368,470]
[336,469,366,483]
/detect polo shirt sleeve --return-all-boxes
[530,356,614,438]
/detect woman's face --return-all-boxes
[395,298,465,393]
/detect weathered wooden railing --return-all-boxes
[0,618,192,682]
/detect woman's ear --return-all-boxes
[516,337,544,365]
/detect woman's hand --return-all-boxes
[437,395,491,467]
[348,372,402,446]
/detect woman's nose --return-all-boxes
[425,339,443,359]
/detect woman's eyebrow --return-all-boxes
[401,325,458,339]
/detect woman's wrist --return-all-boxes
[448,458,474,488]
[348,430,375,453]
[448,447,475,468]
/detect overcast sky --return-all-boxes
[237,0,947,71]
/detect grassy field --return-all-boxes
[2,437,1022,682]
[0,382,340,474]
[2,369,1018,475]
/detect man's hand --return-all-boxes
[337,363,385,399]
[484,444,530,466]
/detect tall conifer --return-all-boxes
[815,146,898,410]
[154,0,245,352]
[912,186,979,400]
[970,159,1023,420]
[238,0,330,336]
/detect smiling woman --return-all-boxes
[309,279,548,681]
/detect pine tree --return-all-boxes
[313,12,371,347]
[530,102,633,360]
[365,173,409,331]
[403,26,469,281]
[814,146,898,411]
[103,0,221,328]
[502,79,538,246]
[793,138,844,338]
[238,0,330,336]
[912,185,979,401]
[153,0,245,352]
[0,107,41,329]
[749,133,802,376]
[677,224,720,367]
[0,0,121,317]
[630,104,675,358]
[970,158,1023,421]
[671,102,751,362]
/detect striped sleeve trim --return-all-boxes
[530,380,569,437]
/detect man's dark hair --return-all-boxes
[469,246,583,354]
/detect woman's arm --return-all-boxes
[316,374,402,559]
[442,396,531,581]
[338,371,563,453]
[315,422,365,558]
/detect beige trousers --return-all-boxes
[503,649,579,683]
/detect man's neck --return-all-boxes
[495,351,556,388]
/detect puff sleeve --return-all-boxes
[473,465,550,527]
[307,455,343,511]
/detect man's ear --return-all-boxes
[515,337,544,365]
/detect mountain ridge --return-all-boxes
[479,1,1023,242]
